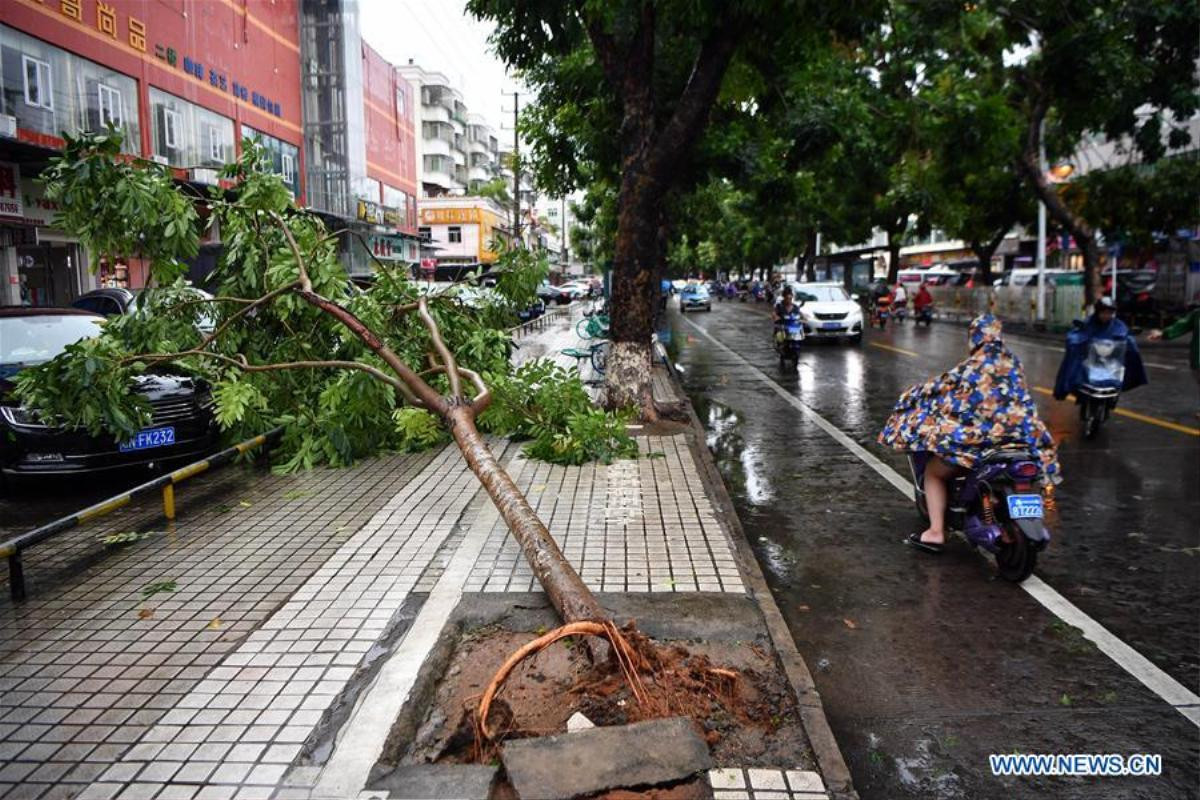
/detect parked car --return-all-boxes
[788,282,864,344]
[517,298,546,323]
[0,307,220,488]
[557,280,594,300]
[536,283,573,305]
[72,286,217,333]
[679,282,712,313]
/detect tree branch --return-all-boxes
[122,349,426,408]
[296,289,448,413]
[417,296,463,399]
[195,280,302,353]
[648,21,743,177]
[271,211,314,293]
[577,1,625,91]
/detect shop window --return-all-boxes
[94,83,122,128]
[22,55,52,110]
[204,124,224,162]
[158,105,181,152]
[419,226,431,240]
[448,226,462,243]
[281,152,295,185]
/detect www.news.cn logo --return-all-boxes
[989,753,1163,777]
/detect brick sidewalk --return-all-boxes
[0,311,829,800]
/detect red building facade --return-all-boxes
[357,42,419,266]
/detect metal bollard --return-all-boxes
[162,483,176,520]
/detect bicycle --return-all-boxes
[576,313,610,339]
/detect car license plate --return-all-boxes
[1006,494,1044,519]
[119,426,176,453]
[822,322,841,330]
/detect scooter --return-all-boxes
[774,311,805,370]
[915,304,934,326]
[1074,338,1126,439]
[909,448,1051,582]
[872,299,892,329]
[751,285,767,303]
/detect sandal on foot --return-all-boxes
[905,532,944,554]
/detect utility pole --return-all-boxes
[561,195,567,270]
[502,91,521,247]
[1036,116,1047,324]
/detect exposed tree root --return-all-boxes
[476,621,755,755]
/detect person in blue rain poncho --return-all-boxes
[1053,296,1148,401]
[879,314,1061,553]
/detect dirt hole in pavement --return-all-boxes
[400,623,811,772]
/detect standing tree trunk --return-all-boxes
[586,4,742,418]
[802,229,818,282]
[969,227,1008,286]
[1019,99,1101,303]
[885,218,906,284]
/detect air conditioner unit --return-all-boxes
[189,168,220,185]
[151,154,169,165]
[0,115,16,139]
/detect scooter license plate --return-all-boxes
[1006,494,1044,519]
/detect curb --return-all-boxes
[654,359,860,800]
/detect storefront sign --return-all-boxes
[19,178,58,226]
[0,163,23,220]
[369,235,409,261]
[420,207,480,225]
[357,199,383,226]
[382,206,403,229]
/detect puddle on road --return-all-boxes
[693,396,773,507]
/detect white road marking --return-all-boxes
[683,315,1200,728]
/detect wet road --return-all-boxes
[668,299,1199,799]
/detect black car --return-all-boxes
[72,286,217,332]
[1,307,220,487]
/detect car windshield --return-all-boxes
[0,315,105,367]
[793,286,849,302]
[685,284,708,296]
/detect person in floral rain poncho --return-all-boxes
[879,314,1061,553]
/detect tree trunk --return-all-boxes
[446,406,605,624]
[969,228,1007,286]
[803,229,818,282]
[605,164,662,417]
[886,223,904,284]
[1019,103,1101,303]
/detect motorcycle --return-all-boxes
[915,304,934,327]
[908,448,1050,582]
[1074,337,1126,439]
[872,298,892,329]
[751,284,767,303]
[774,312,805,369]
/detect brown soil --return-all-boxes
[404,624,812,771]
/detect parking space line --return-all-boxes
[869,342,919,357]
[1032,387,1199,437]
[683,314,1200,728]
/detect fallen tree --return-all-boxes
[17,132,635,632]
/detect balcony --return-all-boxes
[424,169,462,193]
[423,137,451,157]
[468,165,492,183]
[422,103,451,124]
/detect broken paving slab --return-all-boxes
[502,716,713,799]
[367,763,497,799]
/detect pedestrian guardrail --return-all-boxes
[926,285,1087,330]
[0,427,283,602]
[509,301,581,339]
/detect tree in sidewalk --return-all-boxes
[16,131,638,631]
[986,0,1199,302]
[470,0,880,417]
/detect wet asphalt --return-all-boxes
[667,298,1199,800]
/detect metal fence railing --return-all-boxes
[508,301,581,339]
[0,427,283,602]
[926,285,1088,329]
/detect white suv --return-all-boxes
[789,282,864,345]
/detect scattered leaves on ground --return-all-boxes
[141,580,177,599]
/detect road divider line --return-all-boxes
[869,341,920,357]
[683,315,1200,728]
[1032,387,1199,437]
